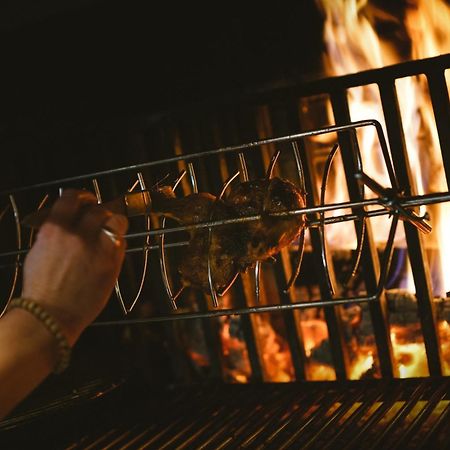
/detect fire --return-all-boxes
[318,0,450,290]
[351,352,374,379]
[218,291,253,383]
[405,0,450,60]
[404,0,450,294]
[219,317,252,383]
[390,327,429,377]
[314,0,450,379]
[314,1,397,249]
[300,318,329,358]
[189,0,450,383]
[253,314,294,382]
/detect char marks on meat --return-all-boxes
[151,177,305,294]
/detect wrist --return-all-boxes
[19,291,86,347]
[32,303,85,348]
[2,308,57,373]
[8,298,72,374]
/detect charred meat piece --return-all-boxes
[152,177,305,293]
[152,187,238,293]
[227,177,305,271]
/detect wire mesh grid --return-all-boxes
[0,119,448,324]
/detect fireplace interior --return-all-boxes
[1,1,450,448]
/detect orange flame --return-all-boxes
[318,0,450,292]
[214,0,450,383]
[315,0,450,378]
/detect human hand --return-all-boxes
[21,189,128,346]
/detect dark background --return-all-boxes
[0,1,325,118]
[0,0,418,188]
[0,1,328,393]
[0,0,333,194]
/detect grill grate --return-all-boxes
[1,378,450,449]
[0,55,450,390]
[1,114,449,382]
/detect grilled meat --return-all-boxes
[152,177,305,293]
[227,177,305,270]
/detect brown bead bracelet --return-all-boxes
[8,297,71,374]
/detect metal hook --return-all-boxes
[319,143,340,296]
[111,173,152,315]
[255,260,261,303]
[28,194,49,248]
[284,227,306,293]
[282,140,309,292]
[265,150,281,180]
[159,170,187,310]
[0,195,22,317]
[292,141,307,194]
[377,214,400,296]
[187,162,198,194]
[207,171,240,307]
[238,153,249,182]
[343,218,366,290]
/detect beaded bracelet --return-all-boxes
[8,297,71,374]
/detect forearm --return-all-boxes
[0,308,57,419]
[0,191,128,420]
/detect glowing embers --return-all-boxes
[305,0,450,380]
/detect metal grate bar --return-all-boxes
[330,89,395,378]
[267,101,316,382]
[389,380,450,450]
[189,387,293,448]
[207,385,285,446]
[148,386,266,449]
[232,278,264,382]
[320,383,387,450]
[179,161,224,379]
[340,384,406,450]
[95,426,140,450]
[278,390,360,449]
[272,258,308,380]
[226,54,450,114]
[78,429,123,450]
[270,103,311,381]
[229,388,312,449]
[172,406,243,450]
[367,382,429,450]
[248,388,333,448]
[206,387,300,449]
[416,393,450,450]
[238,389,332,449]
[295,137,349,380]
[131,389,211,448]
[295,386,369,449]
[138,389,235,449]
[118,427,158,450]
[4,379,450,448]
[379,80,443,376]
[77,389,198,449]
[262,389,344,449]
[230,152,265,383]
[427,69,450,182]
[81,425,144,450]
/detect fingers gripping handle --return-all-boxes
[22,190,152,229]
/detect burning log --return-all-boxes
[387,289,450,324]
